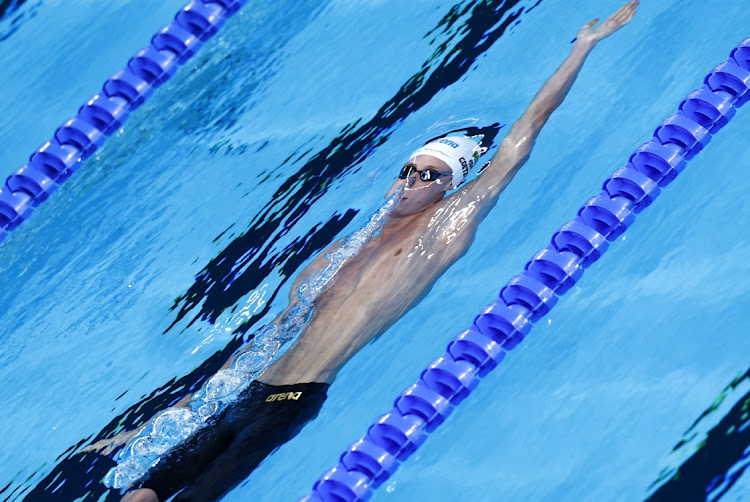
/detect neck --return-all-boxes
[380,210,425,237]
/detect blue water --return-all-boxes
[1,0,750,501]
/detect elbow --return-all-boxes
[530,106,551,131]
[501,133,534,161]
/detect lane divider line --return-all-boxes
[0,0,247,246]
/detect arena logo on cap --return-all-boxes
[437,139,460,148]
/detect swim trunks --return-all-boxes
[126,380,330,501]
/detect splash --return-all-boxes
[104,189,402,490]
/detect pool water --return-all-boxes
[1,0,750,501]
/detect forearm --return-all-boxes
[516,40,595,138]
[510,0,639,141]
[462,13,631,205]
[472,41,596,200]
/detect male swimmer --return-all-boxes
[106,2,639,500]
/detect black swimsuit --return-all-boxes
[127,380,330,501]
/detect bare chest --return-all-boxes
[319,234,418,311]
[261,206,477,384]
[309,222,459,341]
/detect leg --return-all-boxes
[122,383,269,500]
[121,382,328,501]
[172,382,329,501]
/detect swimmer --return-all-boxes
[96,3,639,500]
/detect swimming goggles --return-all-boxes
[398,165,453,183]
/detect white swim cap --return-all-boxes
[408,135,483,187]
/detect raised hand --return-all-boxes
[576,1,639,47]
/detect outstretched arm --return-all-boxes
[461,1,638,207]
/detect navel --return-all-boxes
[393,248,402,256]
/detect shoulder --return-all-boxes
[303,237,344,275]
[288,237,345,301]
[413,198,480,259]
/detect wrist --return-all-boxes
[573,38,596,53]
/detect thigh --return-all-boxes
[133,414,233,499]
[132,382,268,499]
[172,384,329,501]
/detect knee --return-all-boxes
[121,488,159,502]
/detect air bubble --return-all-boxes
[204,369,244,400]
[232,348,274,375]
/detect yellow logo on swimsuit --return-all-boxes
[266,391,302,402]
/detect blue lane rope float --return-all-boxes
[301,37,750,502]
[0,0,247,247]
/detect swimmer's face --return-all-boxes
[385,154,454,217]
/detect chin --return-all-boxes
[392,203,428,217]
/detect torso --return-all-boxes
[259,192,482,385]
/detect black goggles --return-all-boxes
[398,165,453,183]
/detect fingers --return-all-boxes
[628,1,639,19]
[577,1,638,42]
[613,1,637,17]
[587,0,637,30]
[619,0,639,19]
[606,0,638,27]
[619,0,639,12]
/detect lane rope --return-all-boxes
[0,0,247,246]
[301,37,750,502]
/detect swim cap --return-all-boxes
[408,135,483,187]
